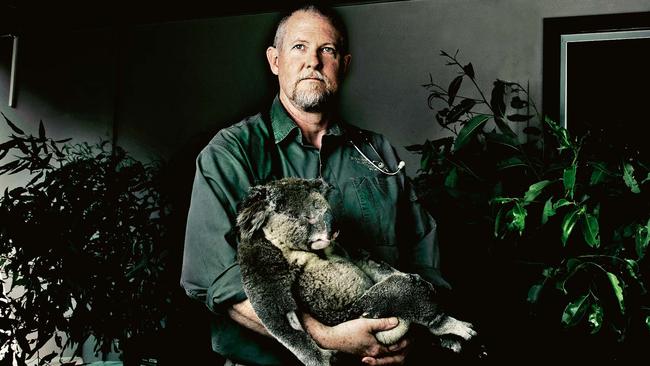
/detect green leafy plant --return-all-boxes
[0,115,174,365]
[410,51,650,361]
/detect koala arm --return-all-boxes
[239,238,332,365]
[348,248,400,284]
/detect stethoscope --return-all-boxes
[349,139,406,176]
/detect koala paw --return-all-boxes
[375,318,410,345]
[440,337,462,353]
[430,316,477,341]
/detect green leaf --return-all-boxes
[589,161,609,186]
[496,156,527,170]
[490,80,506,118]
[0,159,20,173]
[494,205,506,238]
[561,293,590,327]
[645,316,650,332]
[625,259,640,282]
[581,212,600,248]
[454,114,489,151]
[553,198,573,210]
[561,206,581,246]
[420,150,432,172]
[523,180,552,204]
[493,116,517,137]
[623,163,640,193]
[491,197,515,205]
[563,165,577,199]
[544,116,571,150]
[39,351,57,365]
[511,96,528,109]
[542,267,558,279]
[527,284,543,304]
[2,113,25,135]
[444,167,458,189]
[588,303,604,334]
[556,259,582,294]
[542,197,555,225]
[447,99,477,124]
[635,219,650,259]
[523,126,541,136]
[507,202,527,236]
[485,130,519,150]
[448,75,463,106]
[38,120,46,141]
[463,63,475,79]
[506,114,535,122]
[405,144,423,153]
[606,272,625,314]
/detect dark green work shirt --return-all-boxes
[181,97,448,365]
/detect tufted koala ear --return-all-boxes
[236,185,274,241]
[314,178,331,196]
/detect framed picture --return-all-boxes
[543,12,650,157]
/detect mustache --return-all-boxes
[298,72,326,82]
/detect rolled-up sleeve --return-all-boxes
[181,138,252,314]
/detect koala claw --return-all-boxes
[440,338,462,353]
[286,311,304,331]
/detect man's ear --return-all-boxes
[266,46,280,76]
[342,53,351,75]
[237,185,273,240]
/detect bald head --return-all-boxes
[272,5,349,55]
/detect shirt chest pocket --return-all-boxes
[332,175,400,263]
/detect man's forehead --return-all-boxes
[284,11,341,44]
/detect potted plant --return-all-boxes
[409,51,649,362]
[0,115,176,365]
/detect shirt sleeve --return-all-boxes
[180,137,253,314]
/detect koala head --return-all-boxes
[237,178,336,251]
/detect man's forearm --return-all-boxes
[228,299,271,337]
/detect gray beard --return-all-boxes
[292,85,334,112]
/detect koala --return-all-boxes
[236,177,477,366]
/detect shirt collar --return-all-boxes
[269,96,345,145]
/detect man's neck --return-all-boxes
[279,93,330,149]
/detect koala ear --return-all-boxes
[237,185,273,241]
[315,178,331,195]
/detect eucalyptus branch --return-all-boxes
[440,52,493,114]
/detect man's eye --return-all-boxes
[292,44,305,50]
[321,47,336,54]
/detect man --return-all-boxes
[181,4,448,365]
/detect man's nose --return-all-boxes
[305,49,322,69]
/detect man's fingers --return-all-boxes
[388,338,409,352]
[362,353,406,365]
[367,317,399,332]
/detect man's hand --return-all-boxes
[303,314,410,365]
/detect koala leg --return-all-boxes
[350,273,477,351]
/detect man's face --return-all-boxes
[267,11,351,112]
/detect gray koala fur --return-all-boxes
[236,177,476,366]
